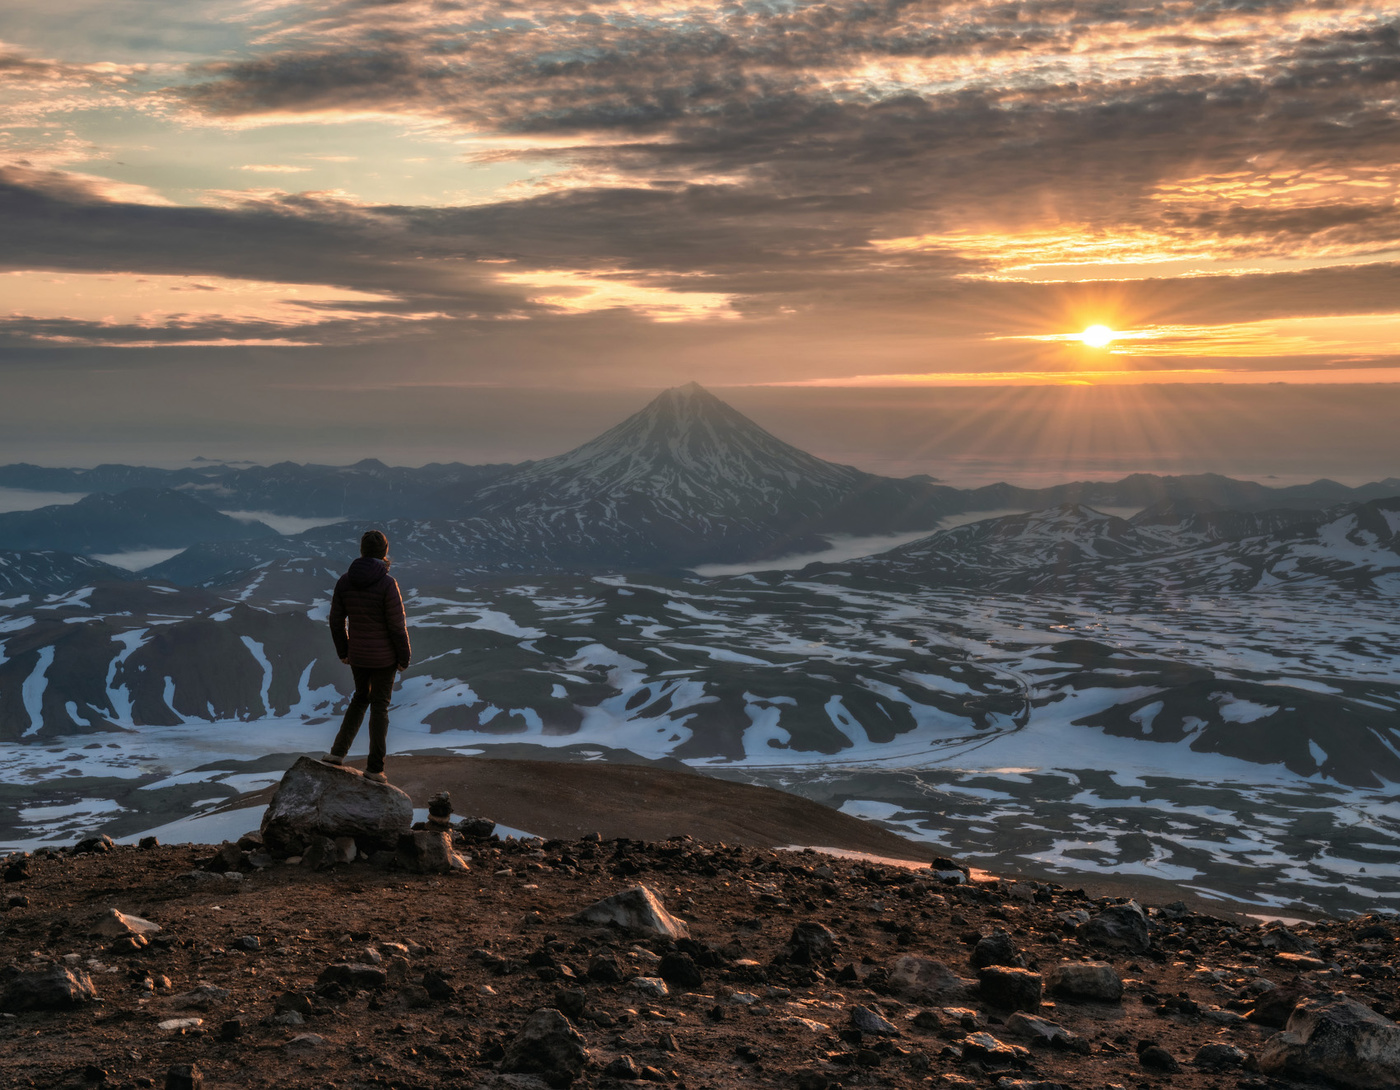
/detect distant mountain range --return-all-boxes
[0,383,1397,592]
[0,459,516,518]
[0,552,129,598]
[0,489,277,554]
[826,497,1400,595]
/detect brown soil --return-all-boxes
[3,805,1397,1090]
[223,755,1260,922]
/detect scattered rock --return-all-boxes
[632,976,669,998]
[316,963,388,991]
[274,991,314,1017]
[1194,1042,1250,1069]
[1273,951,1327,971]
[573,885,689,939]
[658,951,704,991]
[1136,1040,1181,1073]
[888,956,973,1003]
[397,830,470,873]
[71,835,115,855]
[784,921,838,965]
[1044,960,1123,1002]
[1003,1012,1076,1047]
[552,987,587,1022]
[1259,994,1400,1089]
[1259,922,1318,954]
[164,1062,202,1090]
[978,966,1043,1011]
[89,908,161,939]
[203,842,248,873]
[1079,901,1150,952]
[604,1054,641,1079]
[500,1007,590,1087]
[972,930,1024,969]
[850,1004,901,1037]
[260,756,413,855]
[421,967,457,1002]
[1247,983,1306,1027]
[587,954,624,983]
[458,816,496,840]
[170,984,231,1011]
[961,1031,1029,1066]
[0,963,98,1011]
[929,856,970,884]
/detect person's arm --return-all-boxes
[329,582,350,662]
[385,578,411,669]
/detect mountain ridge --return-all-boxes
[1,384,1398,584]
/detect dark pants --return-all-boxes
[330,665,397,774]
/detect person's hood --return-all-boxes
[345,556,388,589]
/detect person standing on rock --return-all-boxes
[322,529,411,784]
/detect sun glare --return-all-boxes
[1081,324,1115,348]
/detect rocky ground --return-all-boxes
[3,803,1400,1090]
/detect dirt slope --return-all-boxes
[229,755,942,864]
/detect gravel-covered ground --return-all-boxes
[3,821,1398,1090]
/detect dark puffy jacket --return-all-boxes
[329,557,411,669]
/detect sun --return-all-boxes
[1081,324,1116,348]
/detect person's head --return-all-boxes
[360,529,389,560]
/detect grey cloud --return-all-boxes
[6,4,1400,357]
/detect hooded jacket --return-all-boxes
[329,557,411,669]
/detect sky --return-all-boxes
[3,1,1400,478]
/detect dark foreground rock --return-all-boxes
[1260,995,1400,1088]
[500,1007,589,1085]
[573,884,689,938]
[259,756,413,855]
[1045,960,1123,1001]
[1,963,98,1011]
[3,832,1400,1090]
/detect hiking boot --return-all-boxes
[320,753,343,765]
[363,770,388,784]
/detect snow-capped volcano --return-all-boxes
[463,382,865,520]
[422,382,950,566]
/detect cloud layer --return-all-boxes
[1,1,1398,384]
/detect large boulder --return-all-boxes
[573,885,689,939]
[887,956,973,1003]
[1078,900,1150,952]
[89,908,161,939]
[1259,995,1400,1089]
[784,922,838,966]
[500,1008,589,1086]
[971,930,1023,969]
[978,966,1043,1011]
[1045,961,1124,1002]
[1,963,98,1011]
[260,757,413,855]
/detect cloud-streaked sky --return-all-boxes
[2,1,1400,473]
